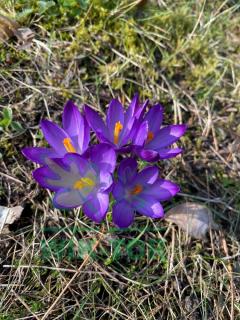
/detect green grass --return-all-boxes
[0,0,240,319]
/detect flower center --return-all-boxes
[73,177,95,190]
[146,131,154,143]
[114,121,123,144]
[63,137,76,153]
[130,184,143,196]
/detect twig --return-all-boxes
[0,171,25,185]
[11,290,41,320]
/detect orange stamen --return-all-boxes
[63,137,76,153]
[146,131,154,143]
[130,184,143,196]
[114,121,123,144]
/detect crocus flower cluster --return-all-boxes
[22,94,186,228]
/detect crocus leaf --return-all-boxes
[11,121,24,132]
[165,202,219,239]
[0,107,12,128]
[38,1,56,14]
[16,9,34,22]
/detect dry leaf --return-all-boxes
[0,13,19,41]
[0,13,34,45]
[0,205,23,234]
[14,28,35,45]
[165,202,219,239]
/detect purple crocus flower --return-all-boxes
[33,144,116,222]
[84,94,147,152]
[112,158,179,228]
[133,104,187,162]
[22,100,90,165]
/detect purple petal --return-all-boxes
[44,155,92,190]
[61,153,92,176]
[120,95,139,145]
[106,99,124,143]
[132,120,148,146]
[97,132,113,145]
[53,188,84,209]
[133,195,164,218]
[62,100,90,153]
[124,93,139,125]
[133,166,159,186]
[47,157,70,172]
[147,124,187,150]
[158,148,183,159]
[99,171,113,192]
[82,117,90,152]
[145,104,164,133]
[135,99,149,120]
[117,145,133,153]
[40,119,68,155]
[33,166,61,192]
[22,147,57,165]
[143,179,180,201]
[63,101,82,140]
[82,192,109,223]
[129,99,149,143]
[117,158,137,184]
[129,93,139,113]
[125,120,138,143]
[112,181,125,201]
[89,143,116,173]
[120,126,135,146]
[84,105,108,141]
[34,158,77,191]
[112,200,134,228]
[134,147,159,162]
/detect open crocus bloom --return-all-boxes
[22,94,186,227]
[112,158,180,228]
[33,144,116,222]
[22,100,90,165]
[133,104,187,162]
[84,94,148,152]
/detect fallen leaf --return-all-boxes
[14,27,35,45]
[165,202,219,239]
[0,13,34,46]
[0,13,19,41]
[0,205,23,234]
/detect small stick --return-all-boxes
[11,289,41,320]
[0,171,25,185]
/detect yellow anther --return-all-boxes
[130,184,143,196]
[113,121,123,144]
[63,137,76,153]
[73,177,95,190]
[146,131,154,143]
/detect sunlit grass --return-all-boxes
[0,0,240,319]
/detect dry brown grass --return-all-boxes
[0,0,240,319]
